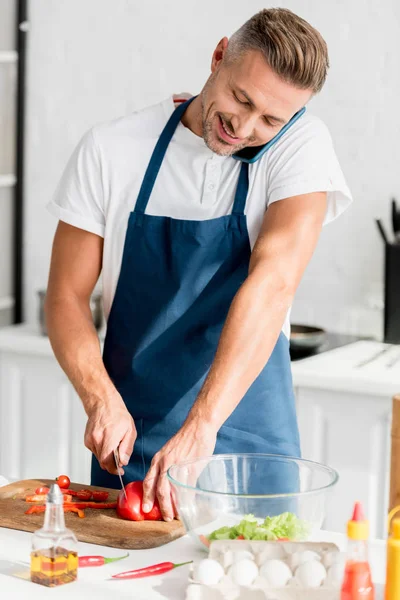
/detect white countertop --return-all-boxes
[291,340,400,396]
[0,527,386,599]
[1,325,399,397]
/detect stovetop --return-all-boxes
[290,332,365,361]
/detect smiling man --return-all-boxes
[46,9,351,521]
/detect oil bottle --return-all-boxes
[30,483,78,587]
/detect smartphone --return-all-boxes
[233,107,306,163]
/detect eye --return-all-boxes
[264,117,278,128]
[233,92,250,106]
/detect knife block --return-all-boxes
[384,244,400,344]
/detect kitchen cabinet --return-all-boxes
[0,325,92,486]
[0,325,398,538]
[293,340,400,539]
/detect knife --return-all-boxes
[114,448,128,500]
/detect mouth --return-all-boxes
[217,115,242,145]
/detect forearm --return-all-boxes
[186,271,293,430]
[45,294,120,415]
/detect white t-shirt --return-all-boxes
[48,96,352,338]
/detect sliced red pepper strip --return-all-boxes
[91,491,109,502]
[112,560,192,580]
[26,494,72,503]
[25,505,46,514]
[25,505,85,517]
[35,486,50,495]
[63,501,117,510]
[61,489,92,500]
[68,506,85,518]
[26,494,48,503]
[79,552,129,567]
[199,535,210,548]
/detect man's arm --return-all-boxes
[142,191,327,519]
[46,221,136,474]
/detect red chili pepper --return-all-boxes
[63,501,117,510]
[236,535,245,540]
[91,490,109,502]
[112,560,192,580]
[79,552,129,568]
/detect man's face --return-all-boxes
[201,40,313,156]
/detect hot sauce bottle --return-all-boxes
[30,483,78,587]
[341,501,375,600]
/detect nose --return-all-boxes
[231,114,258,140]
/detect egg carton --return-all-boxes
[186,540,344,600]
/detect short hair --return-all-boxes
[227,8,329,94]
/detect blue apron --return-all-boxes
[91,98,301,492]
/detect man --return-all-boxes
[46,8,351,521]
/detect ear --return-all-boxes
[211,37,229,73]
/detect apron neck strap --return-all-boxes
[231,162,249,216]
[134,96,250,217]
[134,97,195,214]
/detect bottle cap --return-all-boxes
[47,484,63,505]
[347,501,369,540]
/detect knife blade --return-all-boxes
[113,448,128,500]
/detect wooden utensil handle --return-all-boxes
[390,395,400,513]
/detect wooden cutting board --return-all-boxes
[0,479,185,549]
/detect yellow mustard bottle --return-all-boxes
[386,515,400,600]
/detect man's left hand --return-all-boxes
[142,419,217,521]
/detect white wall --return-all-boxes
[24,0,400,338]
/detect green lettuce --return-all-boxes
[208,512,311,542]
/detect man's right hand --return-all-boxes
[84,397,137,475]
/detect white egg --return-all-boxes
[295,560,327,588]
[193,559,225,585]
[222,550,234,569]
[325,562,345,587]
[186,584,203,599]
[259,559,292,588]
[222,549,254,569]
[232,550,255,562]
[228,559,259,586]
[322,550,345,569]
[288,550,321,571]
[257,545,287,564]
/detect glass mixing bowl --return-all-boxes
[167,454,338,549]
